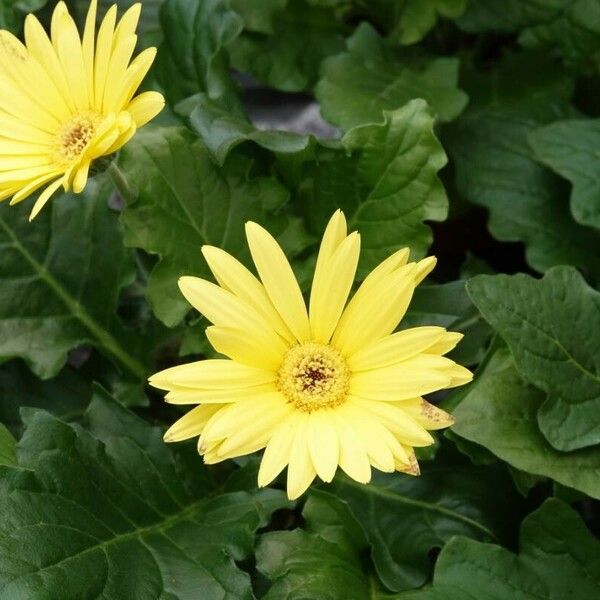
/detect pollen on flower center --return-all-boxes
[278,342,350,411]
[54,112,100,164]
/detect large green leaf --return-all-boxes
[0,424,15,468]
[178,94,312,166]
[399,499,600,599]
[295,99,448,276]
[529,119,600,230]
[452,347,600,499]
[459,0,600,66]
[331,447,523,591]
[467,267,600,451]
[228,0,347,92]
[118,126,308,327]
[316,23,468,131]
[387,0,467,45]
[0,0,47,32]
[0,178,145,380]
[257,491,376,600]
[443,55,600,283]
[457,0,563,34]
[0,386,289,599]
[156,0,243,105]
[0,360,91,435]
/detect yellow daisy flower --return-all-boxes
[150,211,472,499]
[0,0,164,220]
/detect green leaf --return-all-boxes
[228,0,347,92]
[0,386,289,598]
[443,55,600,282]
[0,361,91,435]
[0,177,146,380]
[316,23,468,131]
[0,0,47,32]
[529,119,600,230]
[467,268,600,451]
[458,0,600,66]
[399,499,600,599]
[118,126,308,326]
[452,349,600,498]
[388,0,468,45]
[256,491,375,600]
[178,94,312,166]
[229,0,286,34]
[457,0,562,34]
[294,100,448,276]
[156,0,243,105]
[331,447,524,591]
[0,424,15,468]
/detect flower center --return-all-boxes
[54,112,100,164]
[278,342,350,411]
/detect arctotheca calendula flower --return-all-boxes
[0,0,164,219]
[150,211,473,499]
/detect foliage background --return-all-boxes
[0,0,599,598]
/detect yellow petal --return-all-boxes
[24,14,76,113]
[414,256,437,285]
[332,263,417,356]
[307,410,339,483]
[350,354,452,401]
[0,31,69,123]
[206,325,287,371]
[287,414,317,500]
[103,34,138,112]
[258,414,298,487]
[215,400,293,458]
[332,411,371,484]
[178,276,281,343]
[81,0,97,103]
[353,398,434,447]
[425,331,463,356]
[309,232,361,344]
[112,47,157,109]
[164,383,276,405]
[396,446,420,476]
[163,404,223,442]
[309,210,347,335]
[347,326,446,371]
[127,91,165,127]
[340,404,395,472]
[52,4,89,111]
[93,4,118,108]
[201,391,287,444]
[149,359,274,391]
[443,363,473,388]
[29,177,64,221]
[10,171,62,205]
[245,221,310,342]
[201,245,294,343]
[392,398,454,431]
[360,247,410,290]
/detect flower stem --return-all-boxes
[107,160,135,203]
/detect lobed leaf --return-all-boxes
[452,348,600,499]
[467,268,600,451]
[0,387,289,599]
[399,499,600,599]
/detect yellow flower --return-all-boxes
[0,0,164,220]
[150,211,472,500]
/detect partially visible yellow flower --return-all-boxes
[150,211,472,500]
[0,0,164,219]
